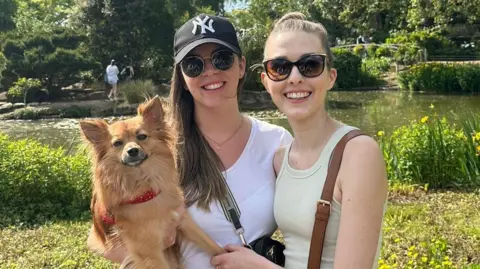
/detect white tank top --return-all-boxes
[180,117,292,269]
[274,125,384,269]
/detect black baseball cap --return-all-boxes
[173,14,242,64]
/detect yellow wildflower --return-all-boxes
[442,261,453,266]
[421,116,429,123]
[456,132,467,140]
[429,103,434,109]
[378,131,385,136]
[421,256,428,263]
[476,145,480,152]
[475,132,480,141]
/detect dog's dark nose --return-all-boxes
[127,148,139,157]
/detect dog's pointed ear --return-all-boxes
[138,96,164,123]
[79,120,110,145]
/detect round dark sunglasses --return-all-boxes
[180,50,235,78]
[262,54,327,82]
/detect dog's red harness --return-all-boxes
[100,189,160,225]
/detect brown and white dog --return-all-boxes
[80,96,224,268]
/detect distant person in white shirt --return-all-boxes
[106,60,119,101]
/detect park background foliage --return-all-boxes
[0,0,479,99]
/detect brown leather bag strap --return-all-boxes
[307,129,366,269]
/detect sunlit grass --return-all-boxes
[1,189,479,268]
[0,221,115,269]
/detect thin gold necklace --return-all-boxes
[202,116,244,151]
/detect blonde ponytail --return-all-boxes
[266,12,333,69]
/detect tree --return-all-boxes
[4,0,76,39]
[78,0,176,81]
[311,0,411,42]
[0,0,17,32]
[1,28,100,95]
[407,0,480,29]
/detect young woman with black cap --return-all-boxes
[170,14,291,269]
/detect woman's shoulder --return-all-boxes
[338,126,381,164]
[342,129,379,154]
[339,131,387,189]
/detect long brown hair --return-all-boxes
[169,54,246,211]
[265,12,334,69]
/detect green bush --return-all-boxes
[352,44,366,56]
[378,112,480,189]
[332,48,363,89]
[0,133,92,227]
[11,107,41,120]
[398,63,480,93]
[366,45,378,57]
[362,57,392,77]
[332,48,379,89]
[119,79,156,104]
[79,71,96,85]
[386,29,476,57]
[6,77,42,103]
[375,46,393,58]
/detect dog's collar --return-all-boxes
[100,189,160,224]
[121,189,159,205]
[100,210,116,225]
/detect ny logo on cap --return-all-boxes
[192,15,215,34]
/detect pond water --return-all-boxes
[1,91,479,149]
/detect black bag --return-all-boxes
[221,199,285,267]
[249,235,285,266]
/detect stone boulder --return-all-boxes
[0,103,13,113]
[12,103,25,109]
[62,82,85,91]
[0,92,7,102]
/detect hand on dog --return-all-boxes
[163,204,186,249]
[210,244,277,269]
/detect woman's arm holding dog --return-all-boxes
[87,205,186,263]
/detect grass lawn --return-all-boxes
[1,190,479,269]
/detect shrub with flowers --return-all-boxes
[378,108,480,189]
[473,132,480,156]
